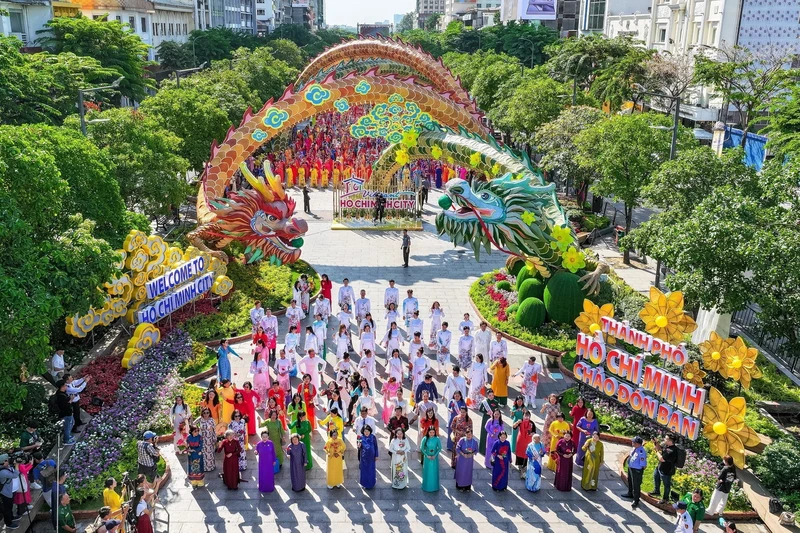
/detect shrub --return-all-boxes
[752,439,800,496]
[76,354,128,415]
[0,383,59,452]
[178,341,217,377]
[518,278,544,302]
[516,297,546,330]
[506,303,518,317]
[495,280,512,292]
[581,214,610,232]
[515,266,533,290]
[543,271,586,324]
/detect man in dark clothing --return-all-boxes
[386,407,409,450]
[375,193,386,223]
[414,374,440,404]
[55,381,75,445]
[651,434,679,504]
[420,179,429,207]
[302,186,311,214]
[401,230,410,268]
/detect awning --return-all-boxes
[693,128,713,141]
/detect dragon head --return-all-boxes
[213,162,308,265]
[435,174,571,273]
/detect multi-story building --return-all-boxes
[254,0,274,33]
[443,0,476,24]
[500,0,580,36]
[460,6,500,28]
[289,0,314,29]
[415,0,445,29]
[151,0,194,56]
[601,0,650,40]
[0,0,53,46]
[78,0,155,56]
[312,0,323,28]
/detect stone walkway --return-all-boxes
[154,188,761,532]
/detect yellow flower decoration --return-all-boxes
[699,331,734,377]
[723,337,763,389]
[447,156,455,165]
[431,145,443,160]
[491,163,502,176]
[702,387,760,468]
[469,152,481,167]
[682,361,706,387]
[395,150,409,166]
[638,287,698,344]
[521,211,536,226]
[550,225,573,251]
[561,246,585,273]
[401,130,419,148]
[574,299,615,344]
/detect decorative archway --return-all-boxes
[370,128,545,186]
[189,69,488,264]
[296,37,473,107]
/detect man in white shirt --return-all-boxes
[410,347,430,394]
[489,331,508,363]
[443,365,467,402]
[458,313,474,335]
[51,349,66,381]
[353,406,378,435]
[402,290,418,328]
[474,321,492,359]
[249,301,264,332]
[337,278,356,310]
[384,279,399,310]
[357,349,377,394]
[355,290,371,323]
[65,373,90,430]
[673,501,693,533]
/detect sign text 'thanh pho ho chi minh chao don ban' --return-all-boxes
[573,316,706,440]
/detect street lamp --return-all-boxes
[78,76,124,136]
[191,32,209,67]
[519,37,537,70]
[175,62,208,87]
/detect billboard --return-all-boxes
[292,0,309,7]
[517,0,556,20]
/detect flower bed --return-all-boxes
[470,271,575,354]
[64,329,193,503]
[177,259,318,342]
[178,341,218,378]
[76,353,128,415]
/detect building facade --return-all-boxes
[254,0,274,33]
[0,0,52,46]
[501,0,580,36]
[78,0,155,56]
[151,0,194,56]
[415,0,445,29]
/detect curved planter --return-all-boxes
[468,298,568,358]
[616,453,759,521]
[558,356,576,380]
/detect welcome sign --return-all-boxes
[573,316,706,440]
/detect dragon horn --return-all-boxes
[263,160,286,201]
[239,162,274,202]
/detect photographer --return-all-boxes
[65,373,90,432]
[650,434,679,504]
[31,452,56,493]
[136,432,161,484]
[0,454,18,531]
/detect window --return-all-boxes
[153,22,158,35]
[691,22,700,43]
[257,8,265,14]
[708,22,718,44]
[161,22,166,34]
[169,23,174,34]
[586,0,605,30]
[657,26,667,42]
[141,17,146,32]
[183,23,188,34]
[116,15,122,21]
[129,16,135,27]
[9,11,23,33]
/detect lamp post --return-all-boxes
[175,62,208,87]
[632,83,682,288]
[78,76,124,136]
[519,37,536,70]
[191,32,209,67]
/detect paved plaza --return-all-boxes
[153,189,755,532]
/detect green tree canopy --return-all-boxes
[397,13,414,32]
[574,113,695,263]
[0,125,119,412]
[162,64,261,123]
[230,46,299,103]
[157,40,194,69]
[762,83,800,157]
[66,108,191,218]
[471,59,522,113]
[38,15,154,101]
[140,86,231,171]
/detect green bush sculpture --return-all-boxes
[515,266,533,290]
[496,280,512,292]
[543,271,586,324]
[516,297,546,330]
[506,256,525,276]
[506,303,518,317]
[518,278,544,302]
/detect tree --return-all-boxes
[589,46,653,110]
[396,29,445,58]
[500,21,558,68]
[442,50,516,92]
[574,113,695,263]
[66,108,191,219]
[157,40,194,69]
[266,38,306,70]
[642,51,695,112]
[493,74,594,144]
[0,125,118,412]
[694,45,797,148]
[471,59,522,113]
[38,15,154,101]
[140,86,231,171]
[533,106,606,204]
[425,13,442,31]
[231,46,298,104]
[397,13,415,32]
[762,83,800,157]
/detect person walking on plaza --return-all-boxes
[254,431,276,493]
[673,501,694,533]
[401,230,411,267]
[420,426,441,492]
[554,431,576,492]
[216,339,243,382]
[384,279,399,311]
[324,429,346,489]
[622,436,648,509]
[217,430,242,490]
[651,434,679,504]
[525,434,546,492]
[490,431,512,491]
[302,185,311,214]
[581,432,604,491]
[389,428,412,489]
[708,455,737,516]
[358,425,379,489]
[286,433,307,492]
[681,488,706,532]
[514,356,543,408]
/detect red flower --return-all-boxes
[77,353,128,414]
[494,272,508,281]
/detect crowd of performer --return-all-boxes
[163,276,610,497]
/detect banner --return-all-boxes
[517,0,556,20]
[337,177,416,212]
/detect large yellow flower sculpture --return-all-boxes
[395,150,409,166]
[698,332,734,377]
[681,361,706,387]
[561,246,586,273]
[702,387,760,468]
[574,299,615,344]
[723,337,763,389]
[639,287,697,344]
